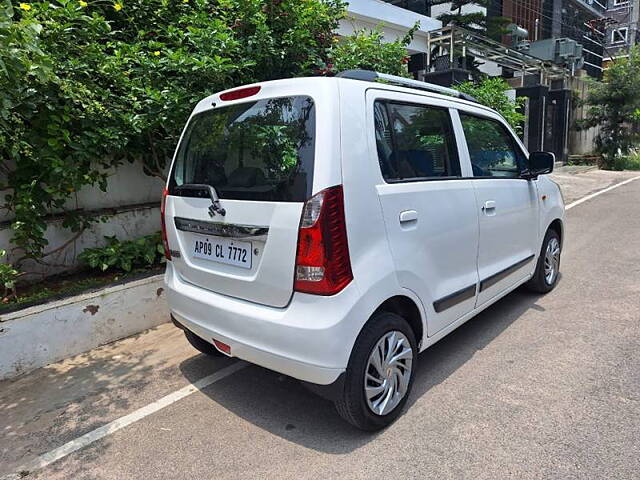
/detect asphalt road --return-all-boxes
[1,176,639,479]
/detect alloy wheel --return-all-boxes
[544,237,560,285]
[364,330,413,416]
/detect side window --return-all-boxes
[374,100,461,182]
[460,114,525,178]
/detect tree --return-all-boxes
[433,0,508,38]
[435,0,489,35]
[428,1,509,77]
[579,46,640,169]
[3,0,432,266]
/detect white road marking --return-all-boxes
[565,175,640,210]
[3,174,640,480]
[1,361,246,479]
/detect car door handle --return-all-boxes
[482,200,496,211]
[399,210,418,223]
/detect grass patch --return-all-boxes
[567,154,600,166]
[611,151,640,171]
[0,266,164,315]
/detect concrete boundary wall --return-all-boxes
[1,160,165,280]
[2,204,162,279]
[0,274,168,381]
[569,76,600,156]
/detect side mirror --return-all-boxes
[523,151,555,179]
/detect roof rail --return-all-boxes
[335,69,478,103]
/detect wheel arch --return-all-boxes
[305,292,426,402]
[547,218,564,248]
[370,295,425,349]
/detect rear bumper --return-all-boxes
[165,263,362,385]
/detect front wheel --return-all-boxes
[526,229,561,293]
[334,312,417,431]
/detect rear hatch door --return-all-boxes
[165,94,316,308]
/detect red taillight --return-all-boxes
[294,185,353,295]
[161,187,171,261]
[219,86,261,101]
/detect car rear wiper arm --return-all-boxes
[173,184,226,217]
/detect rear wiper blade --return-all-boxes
[173,184,226,217]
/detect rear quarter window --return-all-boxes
[170,96,315,202]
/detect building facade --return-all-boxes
[490,0,607,77]
[379,0,431,16]
[339,0,441,55]
[547,0,607,77]
[375,0,607,76]
[342,0,601,159]
[604,0,640,63]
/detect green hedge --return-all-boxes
[1,0,344,260]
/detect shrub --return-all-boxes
[1,0,345,262]
[328,25,417,77]
[611,151,640,171]
[579,46,640,169]
[79,233,164,272]
[0,249,21,300]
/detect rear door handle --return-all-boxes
[399,210,418,223]
[482,200,496,212]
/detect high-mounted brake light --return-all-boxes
[160,188,171,261]
[294,185,353,296]
[219,86,261,101]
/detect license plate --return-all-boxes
[192,236,252,269]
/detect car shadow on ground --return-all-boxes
[179,287,546,454]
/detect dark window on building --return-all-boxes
[382,0,430,16]
[611,27,629,43]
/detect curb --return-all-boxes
[554,165,597,174]
[0,274,168,381]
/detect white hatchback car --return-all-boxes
[163,70,565,430]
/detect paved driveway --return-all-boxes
[1,172,639,479]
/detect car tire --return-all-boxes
[526,228,561,294]
[334,312,417,431]
[184,329,225,357]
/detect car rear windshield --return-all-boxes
[169,96,315,202]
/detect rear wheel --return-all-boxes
[526,229,561,293]
[184,329,224,357]
[334,312,417,431]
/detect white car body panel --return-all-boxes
[361,89,480,337]
[537,176,566,244]
[164,76,565,386]
[167,198,302,307]
[471,178,540,307]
